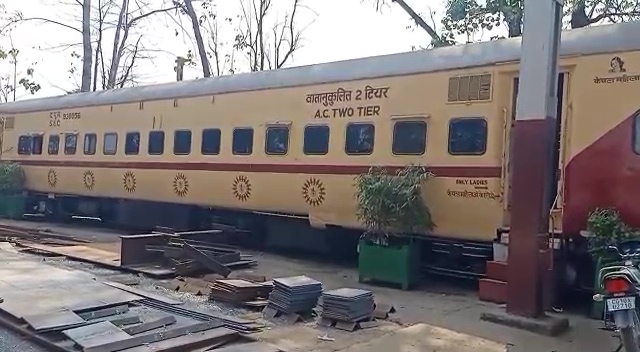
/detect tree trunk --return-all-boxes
[80,0,93,92]
[570,1,591,28]
[107,0,129,89]
[182,0,212,78]
[92,0,104,91]
[507,16,522,37]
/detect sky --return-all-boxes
[0,0,502,100]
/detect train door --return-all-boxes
[503,73,568,230]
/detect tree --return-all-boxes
[566,0,640,29]
[234,0,308,72]
[364,0,451,47]
[9,0,180,91]
[0,16,41,102]
[368,0,640,47]
[81,0,92,91]
[198,0,237,76]
[0,47,42,103]
[190,0,311,75]
[173,0,212,78]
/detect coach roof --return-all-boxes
[3,20,640,114]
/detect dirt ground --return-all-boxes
[0,219,623,352]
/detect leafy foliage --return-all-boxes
[355,165,435,243]
[441,0,640,43]
[587,208,640,254]
[369,0,640,48]
[0,5,40,102]
[0,162,25,195]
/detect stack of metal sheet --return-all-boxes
[320,288,375,323]
[266,276,323,314]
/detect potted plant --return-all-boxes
[586,208,639,318]
[0,162,26,219]
[354,165,435,290]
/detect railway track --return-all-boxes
[9,212,491,282]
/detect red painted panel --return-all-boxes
[564,110,640,234]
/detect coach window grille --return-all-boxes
[103,133,118,155]
[48,135,60,155]
[84,133,97,155]
[202,128,221,155]
[304,125,330,155]
[31,133,44,155]
[174,130,192,155]
[125,132,140,155]
[233,128,253,155]
[392,121,427,155]
[345,123,375,155]
[17,135,32,155]
[265,126,289,155]
[148,131,165,155]
[64,133,78,155]
[448,117,487,155]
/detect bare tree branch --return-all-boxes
[231,0,309,72]
[3,16,82,34]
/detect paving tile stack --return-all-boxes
[320,288,375,323]
[209,279,271,303]
[266,276,323,314]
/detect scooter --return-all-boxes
[593,240,640,352]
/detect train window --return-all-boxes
[103,133,118,155]
[202,128,221,155]
[84,133,97,155]
[17,135,31,155]
[48,135,59,155]
[304,125,330,155]
[345,123,375,155]
[174,130,192,155]
[233,128,253,155]
[393,121,427,155]
[148,131,165,155]
[265,126,289,155]
[125,132,140,155]
[32,135,44,155]
[64,133,78,155]
[448,118,487,155]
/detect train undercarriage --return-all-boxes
[23,191,596,306]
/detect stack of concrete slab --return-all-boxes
[320,288,375,323]
[266,276,323,314]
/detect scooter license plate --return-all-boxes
[607,297,636,312]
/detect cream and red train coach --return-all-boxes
[2,21,640,286]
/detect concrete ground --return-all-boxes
[239,253,620,352]
[0,219,623,352]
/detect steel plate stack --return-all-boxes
[266,276,323,314]
[320,288,375,323]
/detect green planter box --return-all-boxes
[358,240,419,290]
[0,194,25,219]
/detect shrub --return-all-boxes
[0,162,25,195]
[587,207,639,254]
[354,165,435,244]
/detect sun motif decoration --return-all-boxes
[83,170,95,190]
[173,173,189,197]
[232,175,252,202]
[122,171,137,193]
[47,169,58,188]
[302,177,326,207]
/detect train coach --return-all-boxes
[2,21,640,287]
